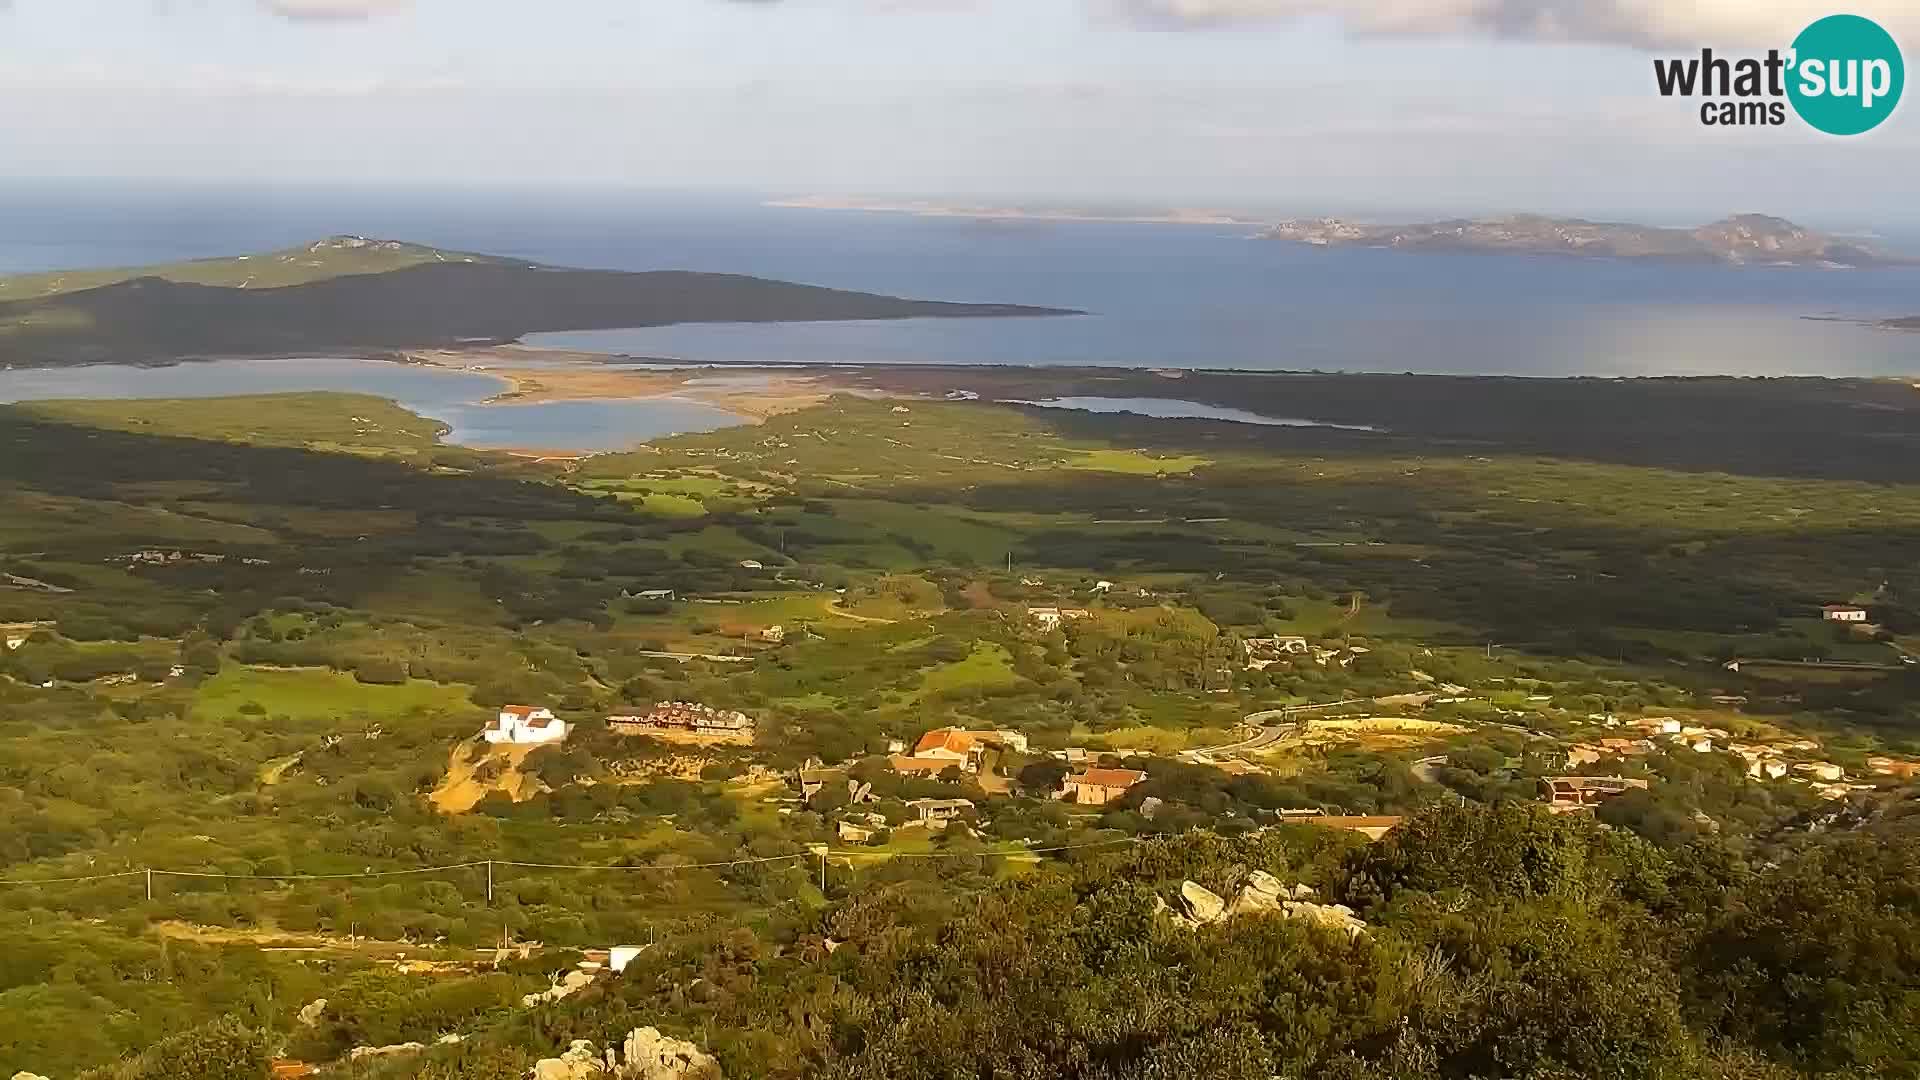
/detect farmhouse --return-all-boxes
[1061,767,1147,806]
[1822,604,1870,623]
[484,706,568,746]
[1243,636,1310,670]
[608,702,755,743]
[1540,775,1650,812]
[1028,606,1091,630]
[891,727,1029,776]
[907,797,975,824]
[1793,761,1845,782]
[629,588,677,601]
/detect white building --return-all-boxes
[1823,605,1870,623]
[484,705,568,746]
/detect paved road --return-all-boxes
[636,650,756,664]
[1192,698,1372,756]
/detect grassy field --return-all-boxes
[192,666,477,725]
[19,392,464,461]
[0,238,486,303]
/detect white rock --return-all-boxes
[621,1026,724,1080]
[350,1042,425,1060]
[295,997,328,1027]
[1242,870,1285,899]
[1179,880,1226,924]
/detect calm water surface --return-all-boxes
[0,358,747,452]
[1013,396,1381,429]
[3,184,1919,377]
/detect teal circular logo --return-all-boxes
[1788,14,1904,135]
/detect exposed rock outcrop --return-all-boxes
[621,1026,723,1080]
[1179,880,1225,923]
[350,1042,425,1061]
[524,968,598,1007]
[529,1028,722,1080]
[532,1039,607,1079]
[295,997,328,1027]
[1169,874,1366,939]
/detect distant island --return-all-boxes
[0,236,1078,368]
[1260,213,1902,267]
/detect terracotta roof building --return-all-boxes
[1062,768,1147,806]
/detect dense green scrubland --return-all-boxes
[0,379,1917,1077]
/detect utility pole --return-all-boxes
[818,852,827,895]
[485,861,494,904]
[145,868,153,902]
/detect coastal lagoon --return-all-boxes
[1012,396,1381,429]
[0,357,748,452]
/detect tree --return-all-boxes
[1018,760,1070,794]
[78,1017,268,1080]
[1692,833,1920,1072]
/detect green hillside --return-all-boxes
[0,236,500,303]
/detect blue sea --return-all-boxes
[1,180,1918,381]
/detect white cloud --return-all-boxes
[1099,0,1918,48]
[260,0,410,21]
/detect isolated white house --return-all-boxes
[1823,605,1870,623]
[484,705,568,745]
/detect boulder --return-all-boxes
[14,1072,52,1080]
[620,1027,723,1080]
[1178,880,1226,924]
[1281,900,1369,940]
[1242,870,1285,899]
[350,1042,425,1061]
[1224,883,1285,919]
[524,968,601,1006]
[295,997,328,1027]
[532,1039,607,1080]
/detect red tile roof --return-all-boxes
[890,755,956,773]
[501,705,542,718]
[1069,768,1146,790]
[914,729,977,756]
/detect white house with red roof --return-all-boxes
[484,705,568,746]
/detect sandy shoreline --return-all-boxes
[398,345,840,420]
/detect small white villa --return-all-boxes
[484,705,569,746]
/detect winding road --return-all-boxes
[1192,698,1373,756]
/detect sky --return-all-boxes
[2,0,1918,222]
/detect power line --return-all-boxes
[155,862,491,882]
[0,870,145,886]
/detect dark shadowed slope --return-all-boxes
[0,256,1079,367]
